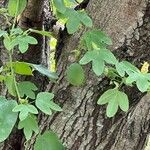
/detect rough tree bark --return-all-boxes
[0,0,150,150]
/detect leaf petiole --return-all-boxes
[8,51,21,102]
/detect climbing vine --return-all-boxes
[0,0,149,149]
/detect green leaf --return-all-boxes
[10,28,23,35]
[5,75,16,96]
[79,51,93,65]
[136,76,150,92]
[80,50,107,76]
[78,11,92,27]
[0,98,18,142]
[34,131,65,150]
[100,48,117,65]
[3,37,18,51]
[53,0,66,13]
[18,114,39,140]
[18,81,38,99]
[106,98,118,118]
[117,61,140,76]
[118,93,129,112]
[115,62,125,77]
[66,63,85,86]
[126,72,150,92]
[12,62,33,75]
[66,16,80,34]
[82,30,112,50]
[17,35,38,53]
[0,75,5,82]
[92,59,105,76]
[48,101,62,112]
[22,36,38,44]
[0,30,7,37]
[13,104,38,121]
[18,41,29,53]
[31,64,58,80]
[29,29,53,37]
[35,92,62,115]
[126,73,138,84]
[63,8,92,34]
[8,0,27,17]
[97,89,129,117]
[97,89,116,105]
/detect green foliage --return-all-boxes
[66,63,85,85]
[3,35,18,51]
[31,64,58,80]
[0,97,18,142]
[126,72,150,92]
[8,0,27,17]
[97,89,129,117]
[0,0,149,147]
[79,30,117,76]
[0,75,5,81]
[12,62,33,75]
[2,28,38,52]
[0,30,7,37]
[53,0,92,34]
[80,48,117,76]
[35,92,62,115]
[18,81,38,99]
[17,35,38,53]
[18,114,39,140]
[0,0,63,146]
[5,75,17,96]
[34,131,65,150]
[13,104,38,121]
[29,29,53,37]
[53,0,66,13]
[82,30,112,50]
[65,9,92,34]
[115,61,140,77]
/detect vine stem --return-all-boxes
[11,0,19,30]
[9,51,21,101]
[8,0,21,102]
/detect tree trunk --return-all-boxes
[1,0,150,150]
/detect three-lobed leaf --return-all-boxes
[35,92,62,115]
[3,36,18,51]
[54,1,93,34]
[126,72,150,92]
[18,81,38,99]
[3,34,37,52]
[116,61,140,77]
[64,8,93,34]
[13,104,38,121]
[17,35,38,53]
[80,49,117,76]
[18,114,39,140]
[97,89,129,117]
